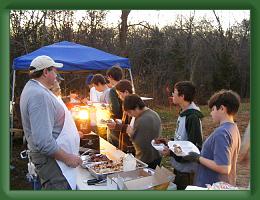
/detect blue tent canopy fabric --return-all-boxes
[13,41,131,71]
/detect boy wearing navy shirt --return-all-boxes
[184,90,241,187]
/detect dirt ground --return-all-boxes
[10,105,250,190]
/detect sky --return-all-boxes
[98,10,250,30]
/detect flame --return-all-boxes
[78,109,89,120]
[70,103,111,125]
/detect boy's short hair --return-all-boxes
[115,79,133,94]
[208,90,240,115]
[106,64,123,81]
[104,76,110,84]
[174,81,196,102]
[91,74,106,85]
[123,94,145,111]
[86,74,94,85]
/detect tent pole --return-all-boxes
[11,70,16,134]
[10,70,16,168]
[11,70,16,107]
[128,69,135,94]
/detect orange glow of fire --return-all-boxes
[70,104,111,125]
[78,109,89,120]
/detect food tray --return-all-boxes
[81,153,111,166]
[85,157,148,180]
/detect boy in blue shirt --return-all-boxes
[184,90,241,187]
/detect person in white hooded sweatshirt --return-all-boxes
[161,81,203,190]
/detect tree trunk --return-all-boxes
[119,10,131,57]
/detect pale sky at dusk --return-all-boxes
[105,10,250,30]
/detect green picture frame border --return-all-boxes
[0,0,257,199]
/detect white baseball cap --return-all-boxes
[29,55,63,72]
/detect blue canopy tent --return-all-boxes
[11,40,135,104]
[10,41,135,141]
[13,41,131,71]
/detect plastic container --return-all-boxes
[123,153,136,172]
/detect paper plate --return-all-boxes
[151,139,166,152]
[168,140,200,156]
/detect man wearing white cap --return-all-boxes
[20,55,82,190]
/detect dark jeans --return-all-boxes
[174,169,194,190]
[31,176,42,190]
[147,157,162,169]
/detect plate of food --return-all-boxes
[151,138,167,152]
[168,141,200,156]
[81,153,111,168]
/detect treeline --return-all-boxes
[10,10,250,105]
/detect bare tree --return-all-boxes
[10,10,250,105]
[119,10,131,56]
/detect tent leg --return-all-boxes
[128,69,135,94]
[11,70,16,128]
[10,70,16,167]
